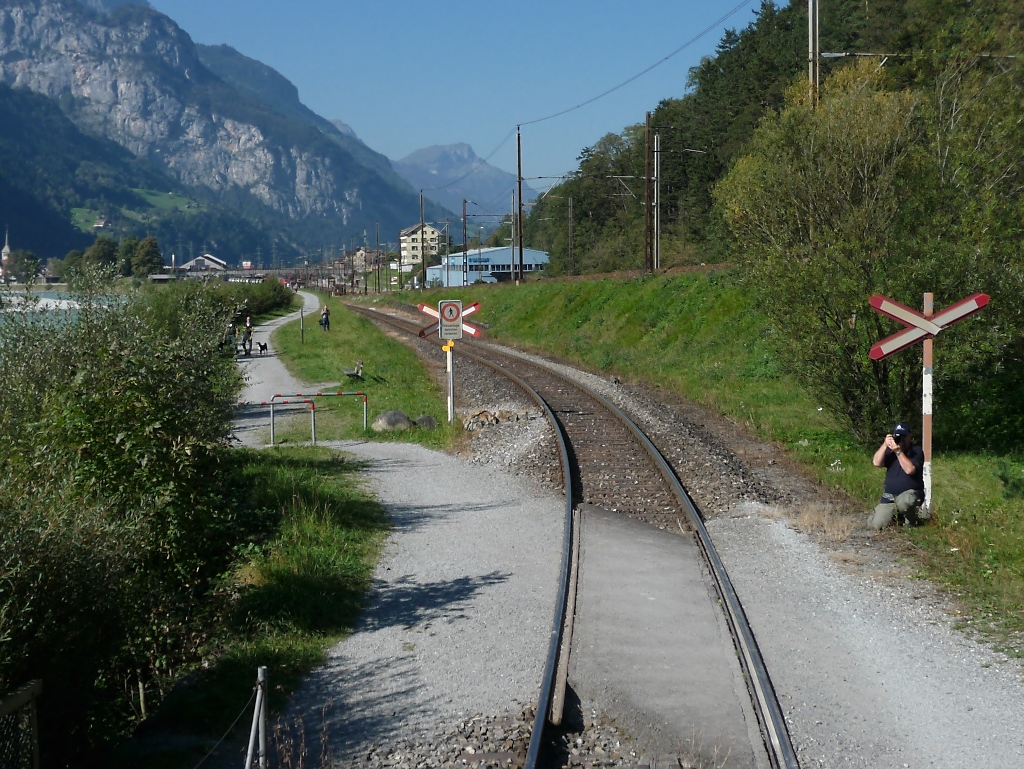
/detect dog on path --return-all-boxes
[257,341,268,356]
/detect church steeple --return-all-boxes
[1,227,9,279]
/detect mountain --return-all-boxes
[0,0,444,263]
[0,80,283,260]
[392,144,538,223]
[193,44,407,189]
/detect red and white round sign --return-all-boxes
[440,301,462,322]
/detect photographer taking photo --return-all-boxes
[869,422,926,530]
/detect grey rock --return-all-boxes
[371,410,413,432]
[0,1,421,238]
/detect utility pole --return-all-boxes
[375,221,380,294]
[420,192,426,290]
[654,132,661,270]
[568,196,574,277]
[808,0,820,107]
[462,200,469,288]
[397,229,403,290]
[644,112,654,272]
[517,126,524,283]
[510,190,516,281]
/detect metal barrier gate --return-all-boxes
[259,391,368,445]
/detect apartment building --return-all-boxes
[399,223,441,269]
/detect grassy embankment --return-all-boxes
[112,446,388,769]
[359,269,1023,647]
[266,293,458,449]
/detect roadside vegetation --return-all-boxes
[0,273,387,768]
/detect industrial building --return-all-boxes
[426,246,549,287]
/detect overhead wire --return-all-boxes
[422,1,757,207]
[519,0,757,128]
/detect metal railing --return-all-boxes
[259,391,368,445]
[0,680,42,769]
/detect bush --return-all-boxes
[0,270,249,765]
[208,276,294,322]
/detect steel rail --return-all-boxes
[348,305,577,766]
[347,304,798,769]
[523,356,800,769]
[468,358,575,769]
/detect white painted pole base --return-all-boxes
[447,346,455,424]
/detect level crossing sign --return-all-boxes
[868,291,990,515]
[868,293,990,360]
[418,301,481,339]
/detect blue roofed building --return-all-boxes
[426,246,549,287]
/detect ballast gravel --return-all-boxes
[243,297,1024,769]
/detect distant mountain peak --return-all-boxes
[392,143,536,216]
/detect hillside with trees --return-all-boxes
[525,0,1024,448]
[0,82,281,262]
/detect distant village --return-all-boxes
[0,221,549,291]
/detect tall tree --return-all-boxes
[131,237,164,278]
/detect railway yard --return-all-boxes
[234,294,1024,769]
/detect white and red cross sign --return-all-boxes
[868,293,990,360]
[418,301,481,339]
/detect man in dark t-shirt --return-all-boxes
[869,422,926,529]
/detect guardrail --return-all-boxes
[259,391,368,444]
[0,680,42,769]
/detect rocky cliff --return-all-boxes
[0,0,427,242]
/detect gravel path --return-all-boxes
[233,295,568,766]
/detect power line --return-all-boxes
[420,1,756,193]
[520,0,757,127]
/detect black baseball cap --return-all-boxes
[892,422,911,438]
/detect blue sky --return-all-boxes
[149,1,765,189]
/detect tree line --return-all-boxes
[524,0,1024,447]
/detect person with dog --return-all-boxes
[320,304,330,331]
[242,315,254,356]
[869,422,926,529]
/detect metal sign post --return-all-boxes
[444,341,455,423]
[418,301,484,425]
[869,291,990,513]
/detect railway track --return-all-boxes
[347,303,798,769]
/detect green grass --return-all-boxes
[132,188,202,214]
[359,271,1024,640]
[111,446,388,768]
[269,294,459,449]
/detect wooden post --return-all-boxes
[923,293,934,513]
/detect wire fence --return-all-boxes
[0,680,42,769]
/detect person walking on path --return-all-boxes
[320,304,331,331]
[869,422,926,529]
[242,315,254,356]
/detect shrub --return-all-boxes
[0,270,248,765]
